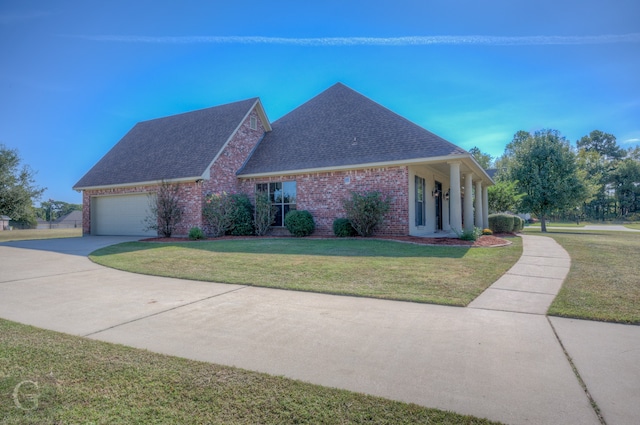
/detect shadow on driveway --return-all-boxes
[0,236,142,257]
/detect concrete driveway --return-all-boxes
[1,236,638,424]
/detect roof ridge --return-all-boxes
[137,97,259,125]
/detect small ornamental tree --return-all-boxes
[203,192,233,237]
[144,180,184,237]
[227,194,254,236]
[254,191,276,236]
[342,191,391,237]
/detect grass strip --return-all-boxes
[90,238,521,306]
[0,228,81,243]
[0,319,499,424]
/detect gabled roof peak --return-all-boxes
[74,97,268,190]
[239,82,467,175]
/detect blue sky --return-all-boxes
[1,0,639,204]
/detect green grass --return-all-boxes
[0,228,81,242]
[624,223,640,230]
[90,238,521,306]
[525,222,586,228]
[523,228,640,324]
[0,319,499,424]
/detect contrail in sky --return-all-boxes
[71,33,640,46]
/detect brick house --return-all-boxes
[73,83,493,237]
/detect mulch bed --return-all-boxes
[141,234,514,247]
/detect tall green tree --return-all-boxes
[577,130,625,160]
[0,144,45,227]
[610,158,640,217]
[37,200,82,222]
[627,146,640,161]
[468,146,493,169]
[505,130,587,232]
[487,180,524,213]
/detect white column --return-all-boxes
[475,180,483,229]
[449,162,462,233]
[483,186,489,229]
[464,173,474,232]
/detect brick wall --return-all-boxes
[239,166,410,236]
[202,109,266,196]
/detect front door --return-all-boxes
[435,181,443,231]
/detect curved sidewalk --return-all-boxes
[2,236,639,424]
[468,235,571,314]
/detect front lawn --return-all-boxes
[523,229,640,324]
[525,222,586,228]
[0,319,499,424]
[90,238,521,306]
[624,223,640,230]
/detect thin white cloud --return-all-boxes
[69,33,640,46]
[622,138,640,145]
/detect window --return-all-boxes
[256,181,296,227]
[250,115,257,130]
[415,176,425,226]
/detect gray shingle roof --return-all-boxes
[238,83,467,176]
[74,98,259,189]
[55,210,82,224]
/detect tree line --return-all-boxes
[1,144,80,228]
[473,130,640,231]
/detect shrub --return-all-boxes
[333,218,357,237]
[482,228,493,235]
[143,180,184,237]
[203,193,233,237]
[458,227,482,241]
[488,213,516,233]
[342,191,391,237]
[254,191,276,236]
[188,226,205,240]
[227,194,254,236]
[513,216,525,233]
[626,212,640,222]
[284,210,315,237]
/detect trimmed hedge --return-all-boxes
[333,218,358,237]
[284,210,315,237]
[488,214,516,233]
[513,216,525,232]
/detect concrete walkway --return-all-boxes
[469,235,571,314]
[1,236,639,424]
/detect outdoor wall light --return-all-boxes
[432,189,439,197]
[445,189,450,201]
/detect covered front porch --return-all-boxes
[408,157,492,237]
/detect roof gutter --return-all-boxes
[72,175,204,192]
[238,154,495,184]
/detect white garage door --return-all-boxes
[92,194,156,236]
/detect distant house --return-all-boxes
[55,210,83,228]
[74,83,493,237]
[1,215,11,231]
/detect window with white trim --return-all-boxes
[415,176,425,226]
